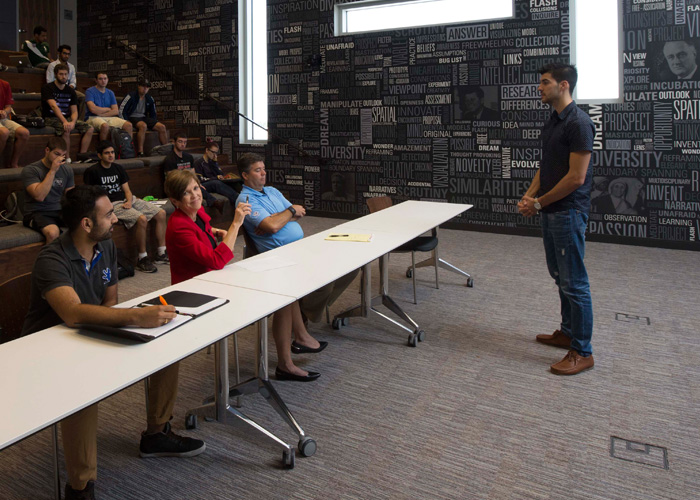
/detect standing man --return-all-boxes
[192,141,240,205]
[162,132,223,213]
[22,137,74,243]
[83,140,169,273]
[85,72,133,141]
[518,63,595,376]
[42,63,94,158]
[21,25,51,68]
[119,79,168,156]
[0,78,30,168]
[22,185,205,500]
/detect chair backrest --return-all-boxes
[0,272,32,343]
[366,196,393,213]
[240,224,260,259]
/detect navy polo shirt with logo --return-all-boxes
[22,231,118,336]
[538,100,595,214]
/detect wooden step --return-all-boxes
[0,50,26,67]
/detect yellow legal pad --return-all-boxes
[325,233,374,242]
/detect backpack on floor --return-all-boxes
[116,248,135,280]
[1,191,24,227]
[111,128,135,159]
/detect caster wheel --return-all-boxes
[298,437,317,457]
[283,449,296,469]
[408,333,418,347]
[406,268,413,278]
[185,414,197,430]
[342,317,349,327]
[467,277,474,287]
[417,330,426,342]
[332,318,342,330]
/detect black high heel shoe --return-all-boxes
[291,340,328,354]
[275,367,321,382]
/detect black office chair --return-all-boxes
[366,197,473,304]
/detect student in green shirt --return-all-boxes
[22,25,51,68]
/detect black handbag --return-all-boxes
[13,115,45,128]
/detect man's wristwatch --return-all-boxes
[287,206,297,216]
[533,198,542,211]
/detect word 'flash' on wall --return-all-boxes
[79,0,700,250]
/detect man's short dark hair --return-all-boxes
[45,136,67,151]
[96,141,115,155]
[173,130,188,141]
[458,85,484,99]
[206,140,219,150]
[62,185,108,232]
[33,26,47,36]
[94,71,108,79]
[539,63,578,94]
[58,44,71,54]
[54,63,69,76]
[237,153,265,176]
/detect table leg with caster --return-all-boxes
[184,317,315,468]
[333,257,426,347]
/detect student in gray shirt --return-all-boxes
[22,136,75,243]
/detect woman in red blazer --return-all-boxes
[164,169,250,284]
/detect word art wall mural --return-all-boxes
[80,0,700,250]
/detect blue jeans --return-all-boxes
[202,179,239,205]
[540,209,593,356]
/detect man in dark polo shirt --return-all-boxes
[22,185,205,500]
[518,63,596,376]
[22,136,75,243]
[162,131,222,212]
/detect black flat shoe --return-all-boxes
[275,367,321,382]
[291,340,328,354]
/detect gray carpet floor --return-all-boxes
[2,216,699,499]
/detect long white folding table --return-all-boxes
[196,200,472,346]
[0,279,306,499]
[1,200,471,498]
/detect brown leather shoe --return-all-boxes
[550,350,594,375]
[536,329,571,349]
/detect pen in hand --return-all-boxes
[137,303,193,317]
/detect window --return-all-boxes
[334,0,514,36]
[571,0,622,103]
[238,0,268,144]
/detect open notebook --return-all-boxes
[77,291,228,343]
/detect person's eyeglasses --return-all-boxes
[208,150,219,155]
